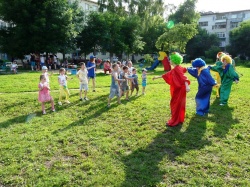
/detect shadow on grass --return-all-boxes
[209,98,239,138]
[121,114,210,186]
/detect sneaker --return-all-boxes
[52,109,55,112]
[219,103,224,106]
[65,100,70,104]
[84,97,89,101]
[43,111,46,115]
[58,102,62,106]
[79,98,83,101]
[135,93,138,96]
[107,104,111,108]
[142,92,145,95]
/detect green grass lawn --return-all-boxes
[0,65,249,186]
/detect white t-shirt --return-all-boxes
[11,64,17,70]
[43,72,50,83]
[58,75,67,86]
[128,66,134,75]
[77,69,88,84]
[40,56,45,63]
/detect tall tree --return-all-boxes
[155,23,198,53]
[229,20,250,57]
[0,0,84,58]
[168,0,200,24]
[186,27,220,59]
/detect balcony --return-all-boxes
[230,18,243,22]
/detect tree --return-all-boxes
[0,0,84,59]
[168,0,200,24]
[141,15,165,54]
[155,23,198,53]
[77,12,107,57]
[185,27,220,60]
[78,12,144,61]
[229,20,250,57]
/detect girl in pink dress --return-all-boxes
[38,75,55,114]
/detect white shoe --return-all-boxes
[43,111,46,115]
[52,109,55,112]
[65,100,70,104]
[58,102,62,105]
[84,97,89,101]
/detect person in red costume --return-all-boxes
[153,52,190,127]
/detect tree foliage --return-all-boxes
[229,20,250,57]
[77,12,144,60]
[0,0,84,58]
[185,27,220,59]
[156,23,198,53]
[168,0,200,24]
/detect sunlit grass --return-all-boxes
[0,65,249,186]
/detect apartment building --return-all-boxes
[198,9,250,49]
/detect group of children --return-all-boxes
[38,52,239,129]
[38,55,97,114]
[107,62,151,107]
[152,52,239,127]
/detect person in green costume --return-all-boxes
[209,55,239,105]
[210,52,225,97]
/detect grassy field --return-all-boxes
[0,65,249,186]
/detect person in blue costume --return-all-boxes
[209,55,239,105]
[187,58,217,116]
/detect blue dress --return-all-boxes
[188,67,216,116]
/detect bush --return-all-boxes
[205,46,221,59]
[204,58,214,64]
[144,54,154,64]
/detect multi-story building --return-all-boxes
[198,9,250,50]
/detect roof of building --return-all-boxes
[200,9,250,16]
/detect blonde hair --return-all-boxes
[221,55,232,64]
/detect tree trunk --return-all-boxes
[110,52,113,63]
[63,52,65,61]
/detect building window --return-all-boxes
[199,21,208,27]
[216,32,226,38]
[219,41,226,47]
[213,23,226,29]
[85,4,89,10]
[216,15,227,20]
[230,22,238,28]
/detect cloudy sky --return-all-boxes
[166,0,250,12]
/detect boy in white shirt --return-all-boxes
[77,62,89,101]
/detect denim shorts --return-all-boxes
[109,87,120,98]
[80,83,88,91]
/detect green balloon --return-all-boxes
[166,21,174,29]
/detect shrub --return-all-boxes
[144,54,154,64]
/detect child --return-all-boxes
[141,68,152,95]
[120,66,134,100]
[209,55,239,105]
[107,63,125,107]
[11,61,18,74]
[210,52,225,97]
[153,52,190,127]
[187,58,216,116]
[58,68,70,105]
[38,75,55,114]
[131,68,139,96]
[87,55,96,92]
[77,62,89,101]
[42,66,51,85]
[104,60,112,74]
